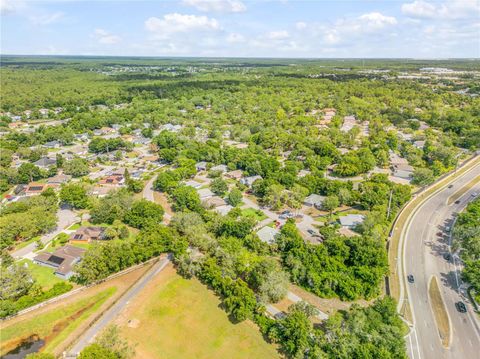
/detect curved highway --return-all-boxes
[403,162,480,359]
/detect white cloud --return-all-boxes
[182,0,246,13]
[227,32,245,43]
[92,28,122,45]
[358,12,397,29]
[145,13,220,39]
[295,22,307,30]
[265,30,289,40]
[29,11,64,25]
[402,0,480,20]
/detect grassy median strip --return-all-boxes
[428,276,451,348]
[447,176,480,205]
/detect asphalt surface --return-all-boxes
[69,257,170,356]
[143,174,171,223]
[404,163,480,359]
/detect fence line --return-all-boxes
[1,256,160,321]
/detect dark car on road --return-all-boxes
[455,200,461,204]
[448,184,453,188]
[455,301,467,313]
[443,253,451,261]
[307,229,316,236]
[407,275,415,283]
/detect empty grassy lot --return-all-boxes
[115,264,279,359]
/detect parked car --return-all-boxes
[443,253,451,261]
[448,184,453,188]
[407,275,415,283]
[307,229,316,236]
[455,301,467,313]
[455,200,461,204]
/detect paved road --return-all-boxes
[12,207,78,260]
[69,257,171,356]
[403,163,480,359]
[143,174,171,223]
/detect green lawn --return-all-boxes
[0,287,116,355]
[18,259,64,290]
[241,208,267,221]
[67,223,81,230]
[120,267,279,359]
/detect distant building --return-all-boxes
[25,182,55,196]
[197,188,214,199]
[195,161,208,172]
[33,245,86,279]
[304,194,326,209]
[34,157,57,169]
[240,175,262,187]
[47,174,72,185]
[256,226,279,244]
[339,214,365,229]
[224,170,243,180]
[184,180,203,189]
[210,164,228,173]
[69,226,106,243]
[43,140,61,149]
[340,115,357,132]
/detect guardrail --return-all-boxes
[1,256,160,321]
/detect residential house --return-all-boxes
[339,214,365,229]
[215,205,233,216]
[38,108,50,117]
[33,245,86,279]
[203,196,227,208]
[197,188,214,199]
[256,226,279,244]
[69,226,106,243]
[224,170,242,180]
[340,115,357,132]
[184,180,203,189]
[210,164,228,173]
[43,140,61,149]
[99,174,125,186]
[413,140,426,149]
[47,174,72,185]
[195,161,208,172]
[240,175,262,187]
[34,157,57,169]
[91,186,112,198]
[25,182,55,196]
[304,194,326,209]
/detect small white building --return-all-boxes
[304,194,326,209]
[256,226,279,244]
[240,175,262,187]
[339,214,365,228]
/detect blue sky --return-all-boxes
[1,0,479,58]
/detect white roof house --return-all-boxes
[215,205,233,216]
[304,194,326,209]
[339,214,365,228]
[210,164,228,173]
[197,188,214,199]
[240,175,262,187]
[256,226,279,244]
[184,180,203,189]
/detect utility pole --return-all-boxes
[387,189,393,220]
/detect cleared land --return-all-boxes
[428,276,451,348]
[115,264,280,359]
[0,263,152,357]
